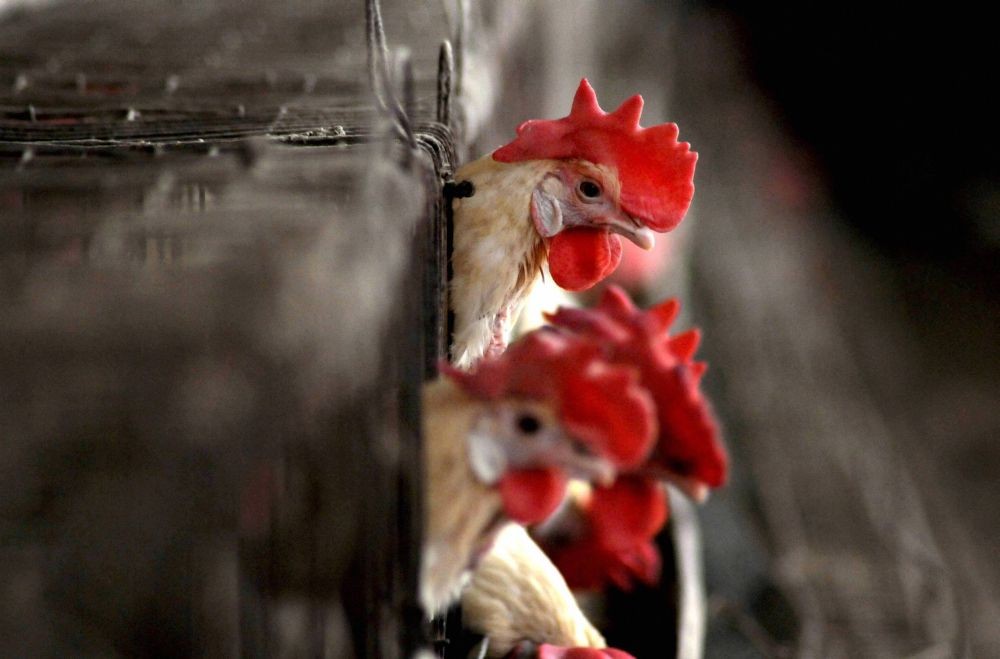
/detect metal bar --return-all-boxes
[670,490,706,659]
[437,40,453,128]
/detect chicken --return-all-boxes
[420,329,656,615]
[540,286,728,590]
[450,79,697,367]
[444,289,726,656]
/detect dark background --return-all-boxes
[724,3,997,270]
[684,4,998,656]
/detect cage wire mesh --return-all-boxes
[0,0,466,655]
[0,135,444,657]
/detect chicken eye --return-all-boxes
[578,180,602,199]
[516,414,541,435]
[666,458,693,475]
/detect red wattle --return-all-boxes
[589,477,669,549]
[498,468,567,524]
[548,229,623,292]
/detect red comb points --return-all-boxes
[493,79,698,232]
[668,329,701,360]
[546,286,727,488]
[443,331,656,468]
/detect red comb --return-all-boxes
[442,331,656,468]
[493,79,697,232]
[546,286,727,487]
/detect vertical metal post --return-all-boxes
[437,41,454,128]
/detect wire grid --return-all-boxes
[0,1,460,657]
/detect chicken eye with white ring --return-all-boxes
[577,180,602,200]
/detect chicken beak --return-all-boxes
[590,462,617,487]
[561,452,616,487]
[607,217,656,251]
[638,465,712,503]
[665,474,710,504]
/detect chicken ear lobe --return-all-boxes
[530,175,565,238]
[466,422,508,485]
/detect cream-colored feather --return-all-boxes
[421,378,504,614]
[450,156,554,368]
[462,524,606,657]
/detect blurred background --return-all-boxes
[1,0,996,657]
